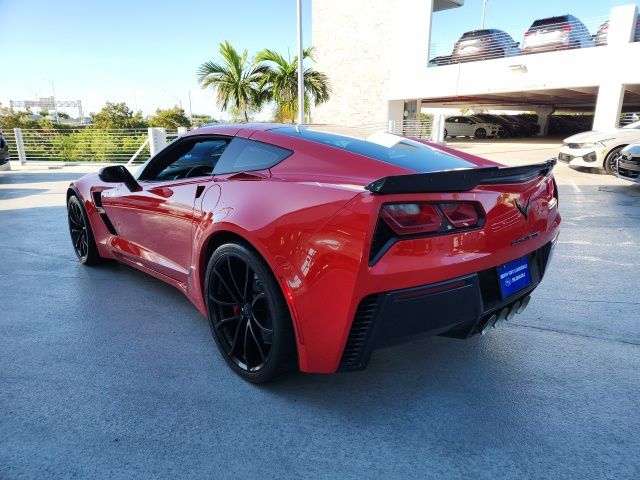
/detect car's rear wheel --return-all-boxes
[67,195,102,265]
[475,128,487,139]
[205,243,295,383]
[443,129,448,138]
[604,146,624,175]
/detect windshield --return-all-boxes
[623,120,640,130]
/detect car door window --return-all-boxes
[139,137,231,181]
[213,137,292,175]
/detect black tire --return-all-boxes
[443,129,448,138]
[604,146,625,175]
[475,128,487,139]
[67,195,102,265]
[204,243,296,383]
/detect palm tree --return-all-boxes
[255,47,330,123]
[197,41,268,122]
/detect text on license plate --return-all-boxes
[497,256,531,298]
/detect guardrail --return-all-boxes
[8,127,183,165]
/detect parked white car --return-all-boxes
[444,116,503,139]
[558,120,640,174]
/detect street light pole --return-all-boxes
[49,80,59,123]
[481,0,489,29]
[296,0,304,125]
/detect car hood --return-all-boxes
[564,128,640,143]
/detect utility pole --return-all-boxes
[296,0,304,125]
[481,0,489,29]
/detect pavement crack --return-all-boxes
[511,323,640,347]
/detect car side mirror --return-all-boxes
[98,165,141,192]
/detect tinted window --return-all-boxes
[141,137,231,181]
[213,137,292,174]
[531,16,569,29]
[272,127,475,173]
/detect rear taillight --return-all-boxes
[562,24,572,32]
[440,202,480,228]
[545,179,555,198]
[381,203,442,235]
[380,202,483,236]
[371,201,484,264]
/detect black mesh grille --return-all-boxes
[339,295,380,370]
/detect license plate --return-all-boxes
[497,256,531,298]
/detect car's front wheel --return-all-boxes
[604,146,624,175]
[67,195,102,265]
[205,243,296,383]
[474,128,487,139]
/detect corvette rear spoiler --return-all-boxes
[365,159,556,194]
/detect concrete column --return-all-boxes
[607,4,638,45]
[148,127,167,157]
[535,106,554,136]
[593,83,625,131]
[13,128,26,165]
[388,100,405,134]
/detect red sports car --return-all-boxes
[67,124,560,382]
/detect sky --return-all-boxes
[0,0,638,120]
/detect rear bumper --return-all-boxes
[339,237,557,371]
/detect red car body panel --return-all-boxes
[69,124,560,374]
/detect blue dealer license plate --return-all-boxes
[497,257,531,298]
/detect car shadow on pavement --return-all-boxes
[0,171,87,184]
[0,188,49,200]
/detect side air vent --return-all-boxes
[92,191,118,235]
[339,295,380,370]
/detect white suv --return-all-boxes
[444,116,502,139]
[558,120,640,174]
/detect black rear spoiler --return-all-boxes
[365,159,556,194]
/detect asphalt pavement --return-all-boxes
[1,142,639,479]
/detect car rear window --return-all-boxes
[272,127,475,173]
[213,137,292,174]
[461,29,496,38]
[531,16,569,28]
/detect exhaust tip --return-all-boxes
[481,314,498,335]
[494,308,509,328]
[516,296,531,314]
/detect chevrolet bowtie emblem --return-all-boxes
[515,197,531,220]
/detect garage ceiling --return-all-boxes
[421,85,640,112]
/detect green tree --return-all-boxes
[190,113,218,127]
[57,112,71,119]
[197,41,269,122]
[147,106,191,129]
[38,108,50,117]
[90,102,147,129]
[255,47,330,123]
[0,107,38,129]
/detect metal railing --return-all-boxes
[8,127,183,165]
[429,14,616,66]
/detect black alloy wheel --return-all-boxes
[205,243,295,383]
[67,195,102,265]
[475,128,487,139]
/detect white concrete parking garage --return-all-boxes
[311,0,640,135]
